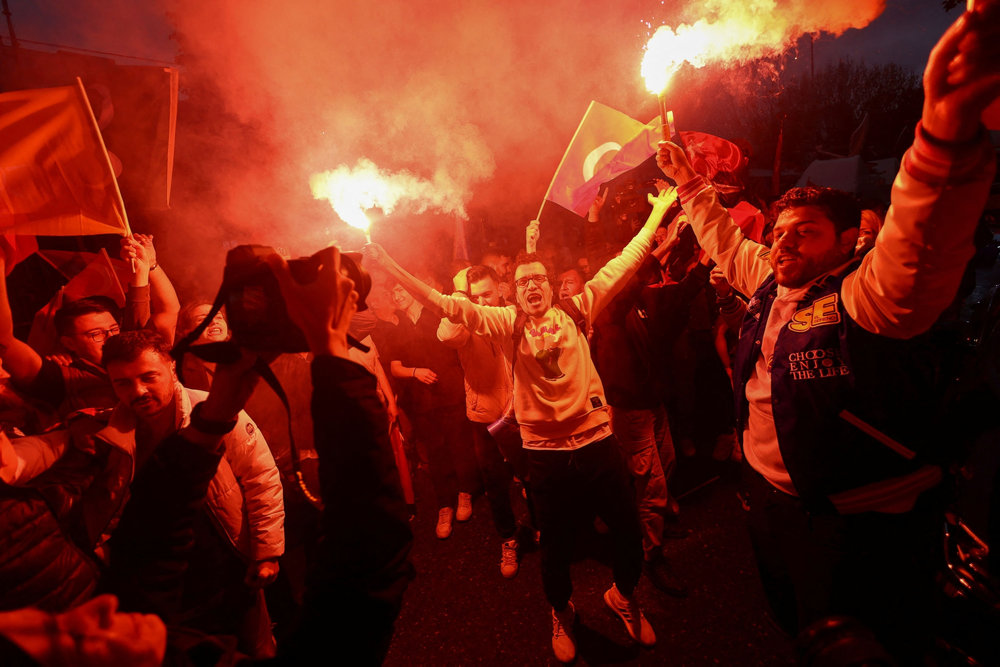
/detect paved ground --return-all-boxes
[383,454,797,666]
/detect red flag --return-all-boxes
[677,131,746,193]
[389,421,415,505]
[0,233,39,275]
[728,201,766,244]
[0,79,130,238]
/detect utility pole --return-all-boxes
[810,33,815,81]
[2,0,19,49]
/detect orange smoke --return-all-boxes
[310,158,473,236]
[642,0,888,93]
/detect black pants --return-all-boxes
[413,405,477,509]
[471,422,518,539]
[741,463,941,662]
[526,435,643,610]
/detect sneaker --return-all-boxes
[500,539,519,578]
[604,584,656,647]
[551,602,576,663]
[436,507,454,539]
[644,553,689,598]
[456,492,473,522]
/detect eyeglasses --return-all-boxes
[514,274,548,289]
[78,325,120,343]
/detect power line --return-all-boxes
[0,35,177,66]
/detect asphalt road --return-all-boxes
[383,454,797,666]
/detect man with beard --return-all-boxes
[365,186,676,663]
[100,331,284,657]
[654,6,1000,660]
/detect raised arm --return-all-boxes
[656,142,772,298]
[844,4,1000,337]
[437,268,471,349]
[576,188,677,322]
[364,243,515,338]
[0,255,43,386]
[120,235,181,344]
[266,246,413,663]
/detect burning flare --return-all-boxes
[641,0,886,93]
[310,158,470,236]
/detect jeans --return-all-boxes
[611,405,671,559]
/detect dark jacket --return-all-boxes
[101,426,226,620]
[734,269,941,510]
[280,355,414,664]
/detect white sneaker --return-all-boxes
[604,584,655,647]
[436,507,454,539]
[500,539,519,578]
[456,492,473,522]
[551,602,576,663]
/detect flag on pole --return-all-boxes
[772,117,784,197]
[0,79,130,238]
[540,101,648,219]
[569,118,662,216]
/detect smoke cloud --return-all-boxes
[644,0,887,91]
[17,0,893,289]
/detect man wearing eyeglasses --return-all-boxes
[0,291,122,416]
[365,187,676,663]
[0,235,177,417]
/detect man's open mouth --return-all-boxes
[776,255,798,267]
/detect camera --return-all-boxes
[218,244,370,353]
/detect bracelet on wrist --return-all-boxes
[149,263,158,272]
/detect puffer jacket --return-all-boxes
[99,385,285,563]
[0,384,285,573]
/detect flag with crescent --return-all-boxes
[541,101,648,217]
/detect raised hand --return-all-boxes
[525,220,540,253]
[656,140,697,185]
[922,2,1000,142]
[266,247,358,359]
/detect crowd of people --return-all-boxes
[0,5,998,665]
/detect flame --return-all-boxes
[310,157,470,234]
[641,1,887,94]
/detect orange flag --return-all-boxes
[0,78,130,238]
[27,249,127,355]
